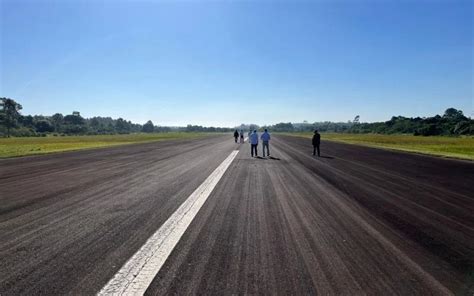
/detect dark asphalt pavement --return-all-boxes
[1,135,473,295]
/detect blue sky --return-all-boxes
[1,0,472,127]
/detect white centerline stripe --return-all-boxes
[98,150,239,296]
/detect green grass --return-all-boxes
[0,132,214,158]
[285,132,474,161]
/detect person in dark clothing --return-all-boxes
[312,130,321,156]
[233,130,239,143]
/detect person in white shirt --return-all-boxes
[260,129,271,157]
[249,130,259,157]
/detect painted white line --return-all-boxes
[98,150,239,296]
[244,137,248,143]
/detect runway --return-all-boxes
[1,135,472,295]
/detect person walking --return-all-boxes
[261,129,271,157]
[312,130,321,156]
[233,130,239,143]
[240,130,244,143]
[250,130,259,157]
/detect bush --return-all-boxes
[416,124,441,136]
[11,127,36,137]
[454,121,473,135]
[35,120,54,133]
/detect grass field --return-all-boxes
[0,133,213,158]
[287,133,474,161]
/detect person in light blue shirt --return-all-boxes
[260,129,271,157]
[249,130,259,157]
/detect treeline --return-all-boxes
[261,108,473,136]
[1,97,472,137]
[351,108,473,136]
[184,125,233,133]
[0,97,232,137]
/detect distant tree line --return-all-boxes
[1,98,472,137]
[0,98,233,137]
[185,125,233,133]
[261,108,473,136]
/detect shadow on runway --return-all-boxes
[318,155,334,159]
[252,156,281,160]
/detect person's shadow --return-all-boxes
[255,156,281,160]
[318,155,334,159]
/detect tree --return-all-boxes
[19,115,34,127]
[51,113,64,132]
[115,118,131,133]
[353,115,360,124]
[142,120,155,133]
[0,97,23,137]
[248,124,260,132]
[273,122,294,132]
[443,108,466,121]
[64,113,85,125]
[90,117,100,127]
[35,120,54,133]
[62,112,87,134]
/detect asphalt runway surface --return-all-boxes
[1,135,473,295]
